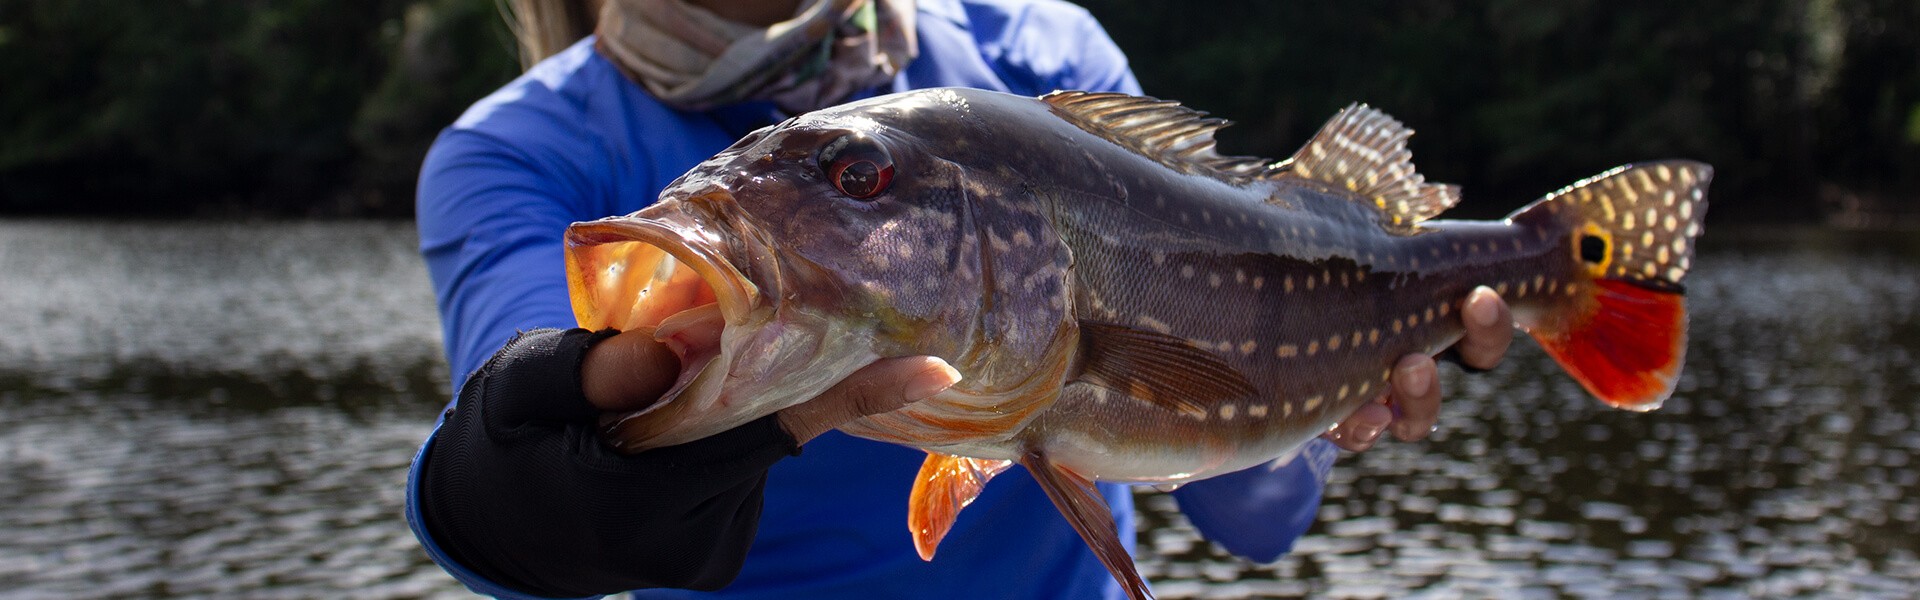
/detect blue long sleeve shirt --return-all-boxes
[408,1,1335,598]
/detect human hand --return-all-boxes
[581,328,962,445]
[1324,286,1512,451]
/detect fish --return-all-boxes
[562,88,1711,599]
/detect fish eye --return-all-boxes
[816,133,894,200]
[1579,234,1608,263]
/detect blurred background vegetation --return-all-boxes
[1,0,1915,222]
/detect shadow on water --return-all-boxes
[2,220,1918,598]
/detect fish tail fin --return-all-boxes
[1022,451,1154,600]
[1509,161,1712,411]
[908,453,1013,561]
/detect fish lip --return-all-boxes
[564,196,772,328]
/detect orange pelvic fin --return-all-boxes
[908,453,1013,561]
[1530,279,1687,410]
[1022,451,1153,600]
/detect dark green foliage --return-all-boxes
[0,1,1912,220]
[0,0,517,216]
[1078,0,1920,222]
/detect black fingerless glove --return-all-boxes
[418,328,799,597]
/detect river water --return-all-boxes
[1,220,1916,598]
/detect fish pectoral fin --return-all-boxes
[1022,451,1154,600]
[908,453,1014,561]
[1074,320,1257,418]
[1271,103,1460,229]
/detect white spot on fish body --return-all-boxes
[1249,405,1269,418]
[1181,265,1196,279]
[1219,404,1237,419]
[1276,344,1298,358]
[1136,315,1172,334]
[1151,250,1166,266]
[1240,340,1257,355]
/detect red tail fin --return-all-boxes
[1530,280,1687,410]
[1512,162,1709,410]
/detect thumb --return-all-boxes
[777,356,962,444]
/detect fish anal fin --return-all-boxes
[1075,321,1256,418]
[1023,451,1153,600]
[1527,280,1687,410]
[1041,91,1273,183]
[908,453,1014,561]
[1273,103,1460,227]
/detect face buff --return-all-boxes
[597,0,918,114]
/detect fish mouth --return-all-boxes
[563,193,780,451]
[564,198,766,331]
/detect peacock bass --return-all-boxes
[562,88,1711,599]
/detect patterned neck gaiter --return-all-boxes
[596,0,918,113]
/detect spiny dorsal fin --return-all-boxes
[1272,103,1460,228]
[1041,91,1273,183]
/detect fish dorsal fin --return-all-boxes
[1074,320,1257,418]
[1273,103,1460,228]
[1041,91,1273,183]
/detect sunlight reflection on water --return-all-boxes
[1,221,1917,598]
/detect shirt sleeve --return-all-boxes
[415,123,606,387]
[1170,438,1339,562]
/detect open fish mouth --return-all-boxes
[563,193,780,450]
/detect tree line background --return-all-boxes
[2,0,1915,222]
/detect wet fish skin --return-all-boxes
[563,88,1710,600]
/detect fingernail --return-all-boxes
[1469,286,1501,328]
[1352,424,1383,446]
[1397,362,1432,397]
[905,360,962,401]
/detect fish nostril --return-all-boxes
[1579,234,1608,264]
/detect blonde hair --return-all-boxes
[501,0,605,70]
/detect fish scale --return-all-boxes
[561,88,1712,600]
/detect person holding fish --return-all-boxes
[406,0,1517,598]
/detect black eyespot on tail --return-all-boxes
[1579,235,1608,264]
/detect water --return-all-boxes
[2,220,1917,598]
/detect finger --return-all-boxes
[777,357,961,444]
[1388,353,1440,442]
[581,329,682,413]
[1324,399,1390,452]
[1456,286,1514,370]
